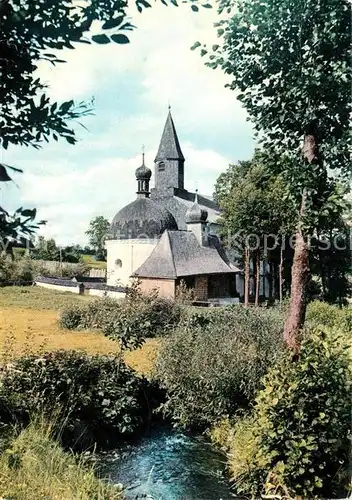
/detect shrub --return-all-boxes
[154,306,285,428]
[0,255,35,284]
[306,300,352,336]
[59,298,119,331]
[0,420,122,499]
[223,328,351,499]
[59,292,181,349]
[0,350,156,448]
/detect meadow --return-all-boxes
[0,286,158,374]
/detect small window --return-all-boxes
[115,259,122,268]
[158,161,165,172]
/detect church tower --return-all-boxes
[154,109,185,194]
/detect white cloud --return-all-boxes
[35,4,249,129]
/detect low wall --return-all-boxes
[36,281,83,294]
[35,276,83,294]
[88,288,125,300]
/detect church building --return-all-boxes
[106,110,241,303]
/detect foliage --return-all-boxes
[222,328,351,498]
[0,255,35,284]
[0,206,45,256]
[85,216,111,261]
[31,237,84,263]
[306,300,352,337]
[203,0,350,180]
[175,279,196,304]
[199,0,351,343]
[154,306,285,428]
[214,152,297,303]
[0,255,89,284]
[0,350,154,447]
[60,286,181,350]
[0,420,122,500]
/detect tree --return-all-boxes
[214,152,296,306]
[199,0,351,349]
[85,216,110,261]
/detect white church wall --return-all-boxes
[106,239,157,286]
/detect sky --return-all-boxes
[1,3,255,246]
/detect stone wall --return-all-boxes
[194,275,208,301]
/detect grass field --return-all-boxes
[81,254,107,269]
[0,287,159,375]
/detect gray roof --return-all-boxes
[133,230,240,279]
[110,197,178,239]
[155,111,185,162]
[150,189,220,229]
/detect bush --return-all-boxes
[0,255,35,284]
[306,300,352,336]
[60,291,181,349]
[0,350,156,448]
[0,421,122,499]
[154,306,285,428]
[59,298,119,331]
[222,328,351,499]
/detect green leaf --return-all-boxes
[191,4,199,11]
[190,41,201,51]
[92,34,110,44]
[202,3,212,7]
[0,165,12,182]
[200,48,207,56]
[111,34,130,44]
[65,136,76,145]
[102,16,124,30]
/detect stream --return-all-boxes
[99,427,235,499]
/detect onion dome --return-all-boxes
[135,153,152,180]
[185,191,208,224]
[110,197,178,239]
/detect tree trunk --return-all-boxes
[268,262,273,299]
[255,250,260,307]
[244,245,250,307]
[284,133,318,351]
[279,242,284,304]
[283,227,309,350]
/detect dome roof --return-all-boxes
[185,194,208,224]
[135,164,151,180]
[110,197,178,239]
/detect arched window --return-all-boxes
[158,161,165,172]
[115,258,122,268]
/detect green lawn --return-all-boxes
[0,286,92,310]
[81,255,107,270]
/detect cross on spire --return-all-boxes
[141,144,145,165]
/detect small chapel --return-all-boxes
[106,110,241,303]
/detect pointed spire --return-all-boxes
[155,109,185,162]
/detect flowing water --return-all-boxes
[99,427,235,499]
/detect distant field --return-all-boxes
[81,255,107,269]
[0,286,92,310]
[0,287,158,375]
